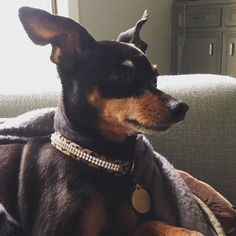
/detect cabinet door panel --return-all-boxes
[176,7,221,28]
[179,32,222,74]
[186,7,221,28]
[222,33,236,77]
[225,6,236,26]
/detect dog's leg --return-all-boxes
[134,221,203,236]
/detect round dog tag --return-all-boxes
[131,185,151,214]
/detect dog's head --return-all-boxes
[19,7,188,142]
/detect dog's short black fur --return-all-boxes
[0,8,192,236]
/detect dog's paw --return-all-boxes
[134,221,204,236]
[176,229,203,236]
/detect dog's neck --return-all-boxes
[54,104,137,162]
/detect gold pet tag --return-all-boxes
[131,184,151,214]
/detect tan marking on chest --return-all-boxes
[117,201,140,235]
[81,198,107,236]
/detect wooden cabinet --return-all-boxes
[222,33,236,76]
[179,32,222,74]
[172,0,236,77]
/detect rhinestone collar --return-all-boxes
[51,132,131,176]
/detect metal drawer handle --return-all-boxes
[178,13,182,27]
[192,15,206,21]
[229,43,234,56]
[209,43,214,56]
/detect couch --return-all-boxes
[0,74,235,205]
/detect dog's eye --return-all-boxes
[109,67,130,84]
[110,71,126,82]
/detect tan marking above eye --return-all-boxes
[122,59,134,68]
[152,64,158,74]
[81,197,106,235]
[153,64,158,70]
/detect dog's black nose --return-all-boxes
[168,101,189,122]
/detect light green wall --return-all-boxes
[68,0,174,75]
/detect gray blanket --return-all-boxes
[0,108,214,235]
[133,135,213,234]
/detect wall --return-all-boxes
[68,0,174,75]
[68,0,174,74]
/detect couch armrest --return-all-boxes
[149,74,236,205]
[0,85,60,118]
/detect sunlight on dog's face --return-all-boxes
[88,89,171,140]
[18,7,188,141]
[88,42,188,141]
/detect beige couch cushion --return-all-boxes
[0,74,235,204]
[149,74,236,205]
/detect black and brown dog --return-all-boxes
[0,7,216,236]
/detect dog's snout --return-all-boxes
[168,101,189,122]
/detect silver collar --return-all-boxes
[51,132,131,176]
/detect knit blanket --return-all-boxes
[0,108,217,235]
[0,108,55,143]
[133,135,214,235]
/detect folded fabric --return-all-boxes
[0,204,23,236]
[179,170,236,235]
[1,108,235,235]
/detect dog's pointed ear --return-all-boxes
[18,7,97,67]
[117,10,148,53]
